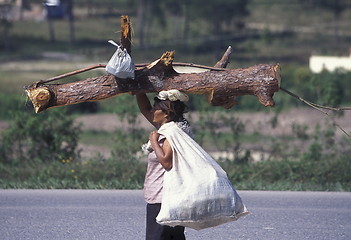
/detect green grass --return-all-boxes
[0,158,146,189]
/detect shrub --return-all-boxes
[0,93,29,120]
[0,109,148,189]
[221,118,351,191]
[0,109,81,164]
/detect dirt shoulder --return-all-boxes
[3,108,348,134]
[74,108,351,137]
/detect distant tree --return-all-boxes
[301,0,349,41]
[133,0,250,51]
[136,0,147,48]
[162,0,186,41]
[189,0,249,29]
[187,0,250,57]
[134,0,169,48]
[0,0,14,49]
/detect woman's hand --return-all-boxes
[149,131,173,171]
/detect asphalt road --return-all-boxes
[0,190,350,240]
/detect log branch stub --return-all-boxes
[145,51,177,77]
[120,15,132,54]
[214,46,232,68]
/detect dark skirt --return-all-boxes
[146,203,186,240]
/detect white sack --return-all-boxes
[105,40,135,79]
[156,122,249,230]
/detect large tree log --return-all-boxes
[25,54,280,112]
[25,16,281,113]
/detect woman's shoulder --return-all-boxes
[176,119,194,138]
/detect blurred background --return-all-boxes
[0,0,350,190]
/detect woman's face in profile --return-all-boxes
[152,104,169,125]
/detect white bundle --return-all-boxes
[156,122,249,230]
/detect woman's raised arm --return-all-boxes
[136,93,155,127]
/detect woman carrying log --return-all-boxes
[136,89,248,240]
[136,90,191,240]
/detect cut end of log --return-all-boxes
[25,87,51,113]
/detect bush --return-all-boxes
[0,93,29,120]
[0,115,147,189]
[0,109,81,164]
[221,119,351,191]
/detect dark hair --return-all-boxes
[153,97,188,122]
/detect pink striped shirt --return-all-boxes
[143,136,166,203]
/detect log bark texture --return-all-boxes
[25,60,280,113]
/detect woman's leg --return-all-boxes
[146,203,186,240]
[161,225,186,240]
[146,203,163,240]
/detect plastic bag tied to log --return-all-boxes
[105,40,135,79]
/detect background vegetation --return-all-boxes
[0,0,350,190]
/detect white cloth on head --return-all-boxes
[155,121,249,230]
[156,90,189,102]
